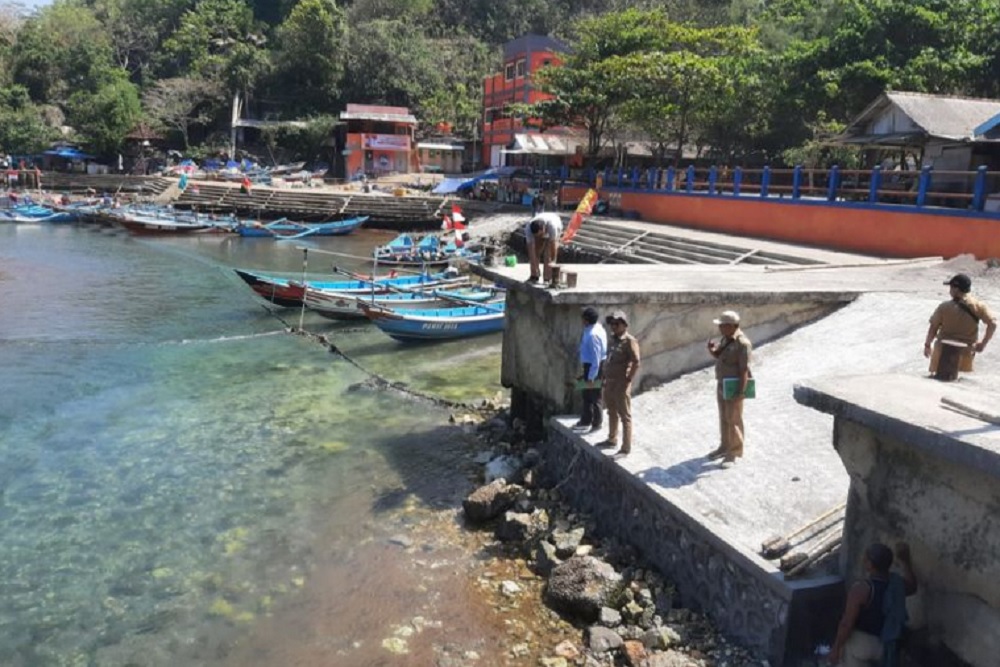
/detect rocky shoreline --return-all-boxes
[455,409,768,667]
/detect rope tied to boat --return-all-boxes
[259,302,494,412]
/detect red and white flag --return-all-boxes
[451,204,466,229]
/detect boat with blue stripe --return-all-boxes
[359,301,506,342]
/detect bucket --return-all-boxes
[565,272,578,288]
[934,339,966,381]
[547,265,561,287]
[504,255,517,267]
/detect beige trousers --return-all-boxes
[839,630,882,667]
[603,379,632,451]
[716,384,744,458]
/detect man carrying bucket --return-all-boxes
[923,273,995,377]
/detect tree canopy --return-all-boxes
[0,0,996,164]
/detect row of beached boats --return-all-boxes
[234,266,505,342]
[2,199,374,238]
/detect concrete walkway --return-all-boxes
[553,258,1000,561]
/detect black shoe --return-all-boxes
[596,440,617,448]
[526,275,540,284]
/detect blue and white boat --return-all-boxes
[358,301,506,342]
[235,216,367,239]
[233,268,466,307]
[305,283,502,320]
[373,233,482,267]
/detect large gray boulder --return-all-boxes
[462,480,522,523]
[545,555,623,621]
[495,509,549,545]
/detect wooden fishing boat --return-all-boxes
[233,268,465,308]
[358,301,506,342]
[304,283,501,320]
[373,233,482,267]
[235,215,367,239]
[114,212,227,235]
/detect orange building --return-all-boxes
[338,104,417,180]
[482,34,567,168]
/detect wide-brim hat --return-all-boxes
[713,310,741,325]
[607,310,628,325]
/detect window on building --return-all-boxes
[516,59,526,77]
[505,63,515,81]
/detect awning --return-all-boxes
[417,143,464,151]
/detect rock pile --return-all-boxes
[462,411,764,667]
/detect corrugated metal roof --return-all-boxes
[844,92,1000,143]
[417,143,463,151]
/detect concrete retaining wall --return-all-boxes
[795,374,1000,666]
[540,423,842,664]
[501,283,848,413]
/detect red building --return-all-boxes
[482,34,568,168]
[337,104,417,180]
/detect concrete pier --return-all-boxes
[476,228,1000,664]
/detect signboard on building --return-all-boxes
[362,134,410,151]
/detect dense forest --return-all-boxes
[0,0,998,166]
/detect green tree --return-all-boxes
[85,0,190,82]
[342,19,439,108]
[11,2,113,103]
[66,70,142,156]
[271,0,345,113]
[0,84,60,154]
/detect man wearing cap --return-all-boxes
[600,311,641,456]
[707,311,753,465]
[575,307,607,432]
[924,273,995,374]
[523,212,563,283]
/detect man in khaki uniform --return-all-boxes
[599,310,640,456]
[707,310,752,465]
[923,273,996,373]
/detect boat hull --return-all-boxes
[360,303,505,342]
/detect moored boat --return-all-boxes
[358,301,506,342]
[304,283,501,320]
[235,215,367,239]
[373,233,482,267]
[233,268,465,307]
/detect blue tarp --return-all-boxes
[431,178,469,195]
[44,148,95,160]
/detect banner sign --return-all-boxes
[362,134,410,152]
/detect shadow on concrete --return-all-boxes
[637,456,718,489]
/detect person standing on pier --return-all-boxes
[523,212,563,283]
[923,273,995,374]
[600,311,640,456]
[574,307,607,433]
[707,310,752,465]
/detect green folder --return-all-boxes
[722,378,756,400]
[575,379,603,391]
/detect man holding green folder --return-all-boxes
[706,310,753,466]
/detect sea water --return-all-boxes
[0,223,510,666]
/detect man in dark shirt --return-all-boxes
[599,310,641,456]
[830,542,917,666]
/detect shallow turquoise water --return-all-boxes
[0,224,503,665]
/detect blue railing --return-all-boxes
[558,164,1000,214]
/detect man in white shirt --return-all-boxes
[523,212,563,283]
